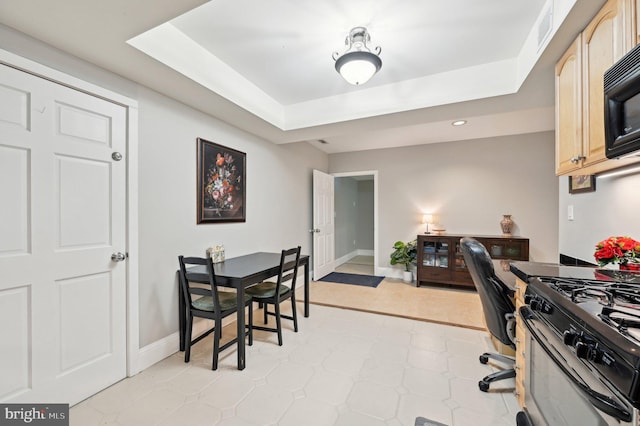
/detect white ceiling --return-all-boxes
[0,0,607,153]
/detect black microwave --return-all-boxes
[604,43,640,159]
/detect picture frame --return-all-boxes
[568,174,596,194]
[197,138,246,223]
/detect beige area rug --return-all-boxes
[307,276,487,331]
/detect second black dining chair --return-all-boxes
[178,255,253,370]
[246,246,301,346]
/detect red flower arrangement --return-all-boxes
[594,236,640,268]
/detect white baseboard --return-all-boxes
[335,249,375,266]
[357,249,374,256]
[136,314,238,372]
[137,275,308,373]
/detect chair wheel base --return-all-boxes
[478,380,490,392]
[479,354,489,364]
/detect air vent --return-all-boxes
[604,43,640,89]
[537,4,553,50]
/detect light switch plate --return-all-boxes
[568,205,574,221]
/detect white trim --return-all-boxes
[137,313,243,371]
[125,106,140,376]
[0,48,141,377]
[138,332,180,371]
[331,171,380,275]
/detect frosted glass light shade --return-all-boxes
[335,51,382,85]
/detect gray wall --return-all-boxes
[334,177,358,259]
[136,89,327,345]
[357,180,374,250]
[329,132,560,272]
[1,25,329,348]
[334,177,375,260]
[559,169,640,263]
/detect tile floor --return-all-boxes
[70,303,518,426]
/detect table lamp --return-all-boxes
[422,214,433,234]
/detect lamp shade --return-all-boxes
[333,27,382,86]
[422,214,433,224]
[335,51,382,85]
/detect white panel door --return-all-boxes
[312,170,335,280]
[0,64,127,405]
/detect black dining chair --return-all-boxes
[177,255,253,370]
[460,237,517,392]
[246,246,301,346]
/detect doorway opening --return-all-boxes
[333,171,378,276]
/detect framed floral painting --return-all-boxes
[568,174,596,194]
[197,138,246,223]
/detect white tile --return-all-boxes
[69,304,522,426]
[447,354,494,380]
[452,406,514,426]
[358,358,405,387]
[407,347,449,372]
[410,332,448,352]
[346,380,400,420]
[397,393,453,426]
[198,373,256,410]
[115,388,186,425]
[334,410,388,426]
[278,397,339,426]
[265,360,314,391]
[449,377,510,416]
[287,342,331,365]
[322,349,366,377]
[304,369,354,405]
[234,383,293,424]
[157,401,222,426]
[369,341,409,366]
[402,367,451,400]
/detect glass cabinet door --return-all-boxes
[454,242,467,271]
[488,242,523,259]
[422,240,449,268]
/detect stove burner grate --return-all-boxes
[540,277,640,306]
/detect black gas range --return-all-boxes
[522,269,640,424]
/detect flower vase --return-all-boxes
[620,263,640,271]
[500,214,514,237]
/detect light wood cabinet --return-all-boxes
[556,36,583,175]
[514,277,528,408]
[556,0,634,176]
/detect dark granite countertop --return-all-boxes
[509,261,640,284]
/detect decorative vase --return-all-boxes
[403,270,413,283]
[500,214,514,237]
[620,262,640,271]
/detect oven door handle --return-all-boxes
[520,307,633,422]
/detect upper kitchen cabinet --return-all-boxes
[556,36,583,175]
[556,0,633,176]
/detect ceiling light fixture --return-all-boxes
[332,27,382,86]
[452,120,467,126]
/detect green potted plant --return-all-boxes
[390,239,417,283]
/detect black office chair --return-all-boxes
[460,237,516,392]
[178,256,253,370]
[246,246,301,346]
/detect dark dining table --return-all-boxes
[180,251,310,370]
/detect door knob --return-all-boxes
[111,252,126,262]
[308,228,320,233]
